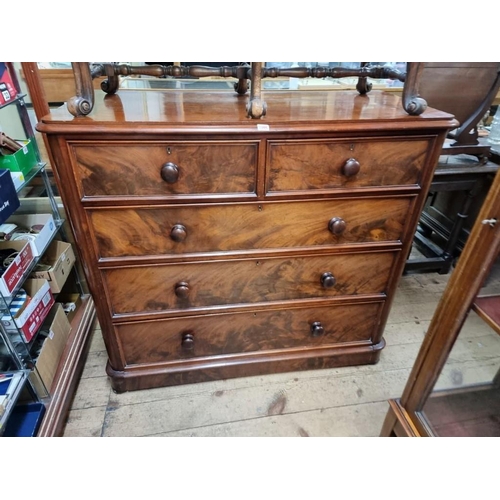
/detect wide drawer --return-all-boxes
[90,197,412,258]
[267,138,430,192]
[71,141,258,197]
[104,251,396,315]
[116,301,383,365]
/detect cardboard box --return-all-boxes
[56,293,82,323]
[0,63,17,106]
[30,240,75,293]
[0,139,38,177]
[1,279,55,342]
[7,213,57,256]
[0,240,35,296]
[30,304,72,395]
[0,169,20,225]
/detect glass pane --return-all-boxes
[421,260,500,436]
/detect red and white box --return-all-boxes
[0,240,35,296]
[1,279,55,342]
[0,63,17,106]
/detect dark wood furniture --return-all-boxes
[381,167,500,437]
[37,88,455,392]
[405,63,500,274]
[405,155,499,274]
[67,62,428,119]
[419,62,500,160]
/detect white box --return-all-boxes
[7,213,57,256]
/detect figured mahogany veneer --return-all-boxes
[103,251,397,316]
[73,141,258,197]
[89,197,411,258]
[38,90,456,392]
[115,301,384,365]
[267,138,430,192]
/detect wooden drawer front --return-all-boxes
[91,198,411,258]
[73,142,258,196]
[117,302,383,365]
[104,251,396,315]
[267,139,430,192]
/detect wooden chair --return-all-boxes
[418,62,500,161]
[406,62,500,274]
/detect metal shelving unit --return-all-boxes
[0,369,29,435]
[1,62,94,437]
[0,63,70,436]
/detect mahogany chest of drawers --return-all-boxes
[38,90,455,392]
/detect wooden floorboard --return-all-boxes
[62,267,500,437]
[149,401,391,437]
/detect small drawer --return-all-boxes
[72,141,258,197]
[116,301,383,365]
[267,138,430,192]
[90,197,412,258]
[104,251,396,315]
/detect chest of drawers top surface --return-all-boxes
[38,89,455,133]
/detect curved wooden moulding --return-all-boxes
[247,62,267,119]
[67,62,95,117]
[106,339,386,393]
[67,61,423,118]
[356,62,373,95]
[91,63,120,95]
[402,62,428,116]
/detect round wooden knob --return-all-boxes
[170,224,187,242]
[342,158,360,177]
[311,322,324,337]
[328,217,346,236]
[161,162,179,183]
[181,332,195,350]
[175,282,190,299]
[321,272,336,288]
